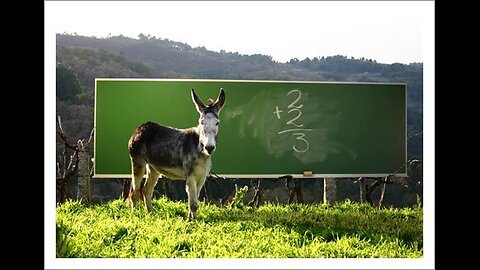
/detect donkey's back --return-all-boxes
[128,121,200,175]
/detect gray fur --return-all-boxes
[127,88,226,220]
[129,123,202,177]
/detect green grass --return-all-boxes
[56,198,422,258]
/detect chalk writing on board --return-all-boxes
[274,89,313,153]
[226,88,356,165]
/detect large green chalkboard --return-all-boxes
[94,79,406,178]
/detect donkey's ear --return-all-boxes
[191,89,206,114]
[213,88,226,113]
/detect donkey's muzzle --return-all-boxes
[205,145,215,155]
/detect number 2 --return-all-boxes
[286,89,303,127]
[287,89,303,109]
[287,109,303,127]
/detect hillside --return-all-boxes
[55,34,423,207]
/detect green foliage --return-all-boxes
[56,199,422,258]
[229,184,249,209]
[56,45,158,90]
[76,91,94,107]
[56,64,82,102]
[56,222,72,257]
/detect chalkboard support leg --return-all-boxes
[248,179,262,207]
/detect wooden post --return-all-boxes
[358,177,366,203]
[365,180,379,206]
[76,150,91,204]
[378,182,387,208]
[378,175,391,208]
[323,177,337,204]
[248,179,262,207]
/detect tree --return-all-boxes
[138,33,148,40]
[56,64,82,102]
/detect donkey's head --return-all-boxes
[191,88,226,156]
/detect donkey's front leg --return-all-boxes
[185,175,198,221]
[196,175,207,202]
[195,159,211,203]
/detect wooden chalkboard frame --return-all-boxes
[94,79,407,178]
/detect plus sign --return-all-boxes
[273,106,283,119]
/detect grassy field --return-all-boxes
[56,197,422,258]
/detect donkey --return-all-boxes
[127,88,225,220]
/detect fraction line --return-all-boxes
[278,128,313,134]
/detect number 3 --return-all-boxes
[292,132,309,153]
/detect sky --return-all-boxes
[46,1,433,64]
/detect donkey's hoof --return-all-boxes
[126,200,135,209]
[188,211,197,221]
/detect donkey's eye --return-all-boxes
[201,120,205,125]
[215,122,219,126]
